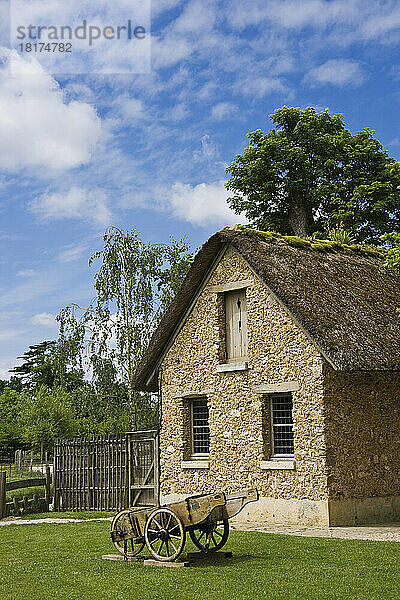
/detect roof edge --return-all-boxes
[134,226,390,391]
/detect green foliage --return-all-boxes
[0,228,191,455]
[9,341,57,389]
[0,376,23,393]
[6,485,46,502]
[20,386,77,452]
[237,225,385,258]
[327,227,356,245]
[57,227,193,429]
[383,232,400,271]
[0,388,28,454]
[226,106,400,242]
[8,338,85,393]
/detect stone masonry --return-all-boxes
[159,246,330,526]
[158,245,400,526]
[323,366,400,524]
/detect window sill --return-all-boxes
[260,459,296,470]
[181,459,210,470]
[216,361,248,373]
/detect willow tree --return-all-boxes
[226,106,400,243]
[57,227,193,429]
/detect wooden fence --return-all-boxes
[14,449,51,470]
[0,467,52,518]
[53,431,159,511]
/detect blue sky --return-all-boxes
[0,0,400,377]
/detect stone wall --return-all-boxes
[159,246,329,525]
[323,366,400,524]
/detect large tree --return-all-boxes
[0,388,26,455]
[19,386,76,453]
[9,339,85,392]
[57,227,193,430]
[9,341,57,389]
[226,106,400,242]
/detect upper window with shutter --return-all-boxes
[224,288,248,361]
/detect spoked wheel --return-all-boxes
[111,509,145,557]
[144,507,186,562]
[189,518,229,553]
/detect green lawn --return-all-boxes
[1,520,400,600]
[3,468,42,482]
[3,468,47,501]
[2,469,49,502]
[21,510,114,520]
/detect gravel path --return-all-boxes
[231,521,400,542]
[0,516,112,526]
[2,515,400,542]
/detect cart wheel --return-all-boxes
[111,509,145,557]
[144,507,186,562]
[189,518,229,553]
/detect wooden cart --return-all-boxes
[110,488,258,562]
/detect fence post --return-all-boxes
[45,465,51,507]
[53,441,59,511]
[154,432,160,507]
[0,471,6,518]
[13,497,20,517]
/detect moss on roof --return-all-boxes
[135,226,400,391]
[234,225,386,258]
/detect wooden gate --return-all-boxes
[53,431,159,511]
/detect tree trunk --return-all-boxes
[288,193,314,237]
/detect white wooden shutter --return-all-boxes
[225,288,248,360]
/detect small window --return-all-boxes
[225,288,248,362]
[271,394,294,457]
[191,398,210,455]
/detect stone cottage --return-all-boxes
[134,226,400,527]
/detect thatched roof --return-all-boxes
[135,226,400,391]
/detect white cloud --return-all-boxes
[66,83,96,103]
[152,0,182,16]
[30,186,112,227]
[0,328,26,342]
[360,5,400,39]
[235,76,289,98]
[210,102,239,120]
[0,49,101,173]
[267,0,357,29]
[113,96,147,124]
[151,35,193,69]
[170,0,216,35]
[9,0,151,74]
[193,134,219,162]
[58,243,89,263]
[31,312,57,327]
[0,357,16,379]
[304,59,365,87]
[167,180,247,227]
[227,0,358,30]
[167,102,189,121]
[16,269,36,278]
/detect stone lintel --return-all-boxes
[260,459,296,470]
[253,381,299,394]
[173,389,213,399]
[181,460,210,469]
[209,279,253,293]
[216,362,248,373]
